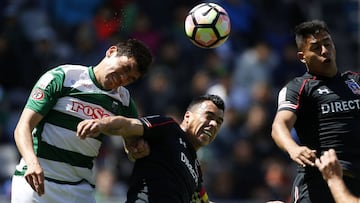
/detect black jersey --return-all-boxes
[277,71,360,177]
[125,115,203,203]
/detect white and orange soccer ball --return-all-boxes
[184,2,231,49]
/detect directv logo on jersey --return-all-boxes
[321,99,360,114]
[181,152,199,185]
[345,79,360,95]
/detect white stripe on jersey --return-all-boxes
[15,158,95,184]
[278,103,297,110]
[37,72,54,90]
[41,123,101,156]
[39,157,94,184]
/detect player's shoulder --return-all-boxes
[35,65,79,89]
[341,70,360,79]
[277,73,319,99]
[140,115,177,128]
[284,72,315,88]
[56,64,88,73]
[46,64,88,76]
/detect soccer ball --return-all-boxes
[184,3,231,49]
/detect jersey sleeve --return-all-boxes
[139,115,176,140]
[25,67,64,116]
[277,79,305,113]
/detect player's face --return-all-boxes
[297,30,337,77]
[187,101,224,149]
[101,47,141,90]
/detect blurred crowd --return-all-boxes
[0,0,358,202]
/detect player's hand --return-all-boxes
[24,162,45,196]
[124,137,150,161]
[77,119,102,139]
[315,149,342,181]
[288,146,316,167]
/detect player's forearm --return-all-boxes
[14,125,39,166]
[99,116,143,137]
[271,124,298,153]
[14,108,43,166]
[97,116,129,135]
[327,177,360,203]
[271,111,298,153]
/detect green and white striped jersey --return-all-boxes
[14,65,139,186]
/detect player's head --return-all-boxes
[187,94,225,112]
[294,20,337,77]
[294,20,330,50]
[115,38,153,77]
[181,94,225,150]
[95,38,153,90]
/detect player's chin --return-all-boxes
[199,135,211,145]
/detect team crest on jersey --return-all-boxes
[345,79,360,95]
[31,88,44,100]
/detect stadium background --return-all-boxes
[0,0,358,202]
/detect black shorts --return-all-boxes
[291,172,334,203]
[291,172,360,203]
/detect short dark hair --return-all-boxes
[188,94,225,111]
[115,38,153,76]
[294,20,330,50]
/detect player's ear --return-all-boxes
[106,46,117,57]
[297,52,306,64]
[184,111,191,124]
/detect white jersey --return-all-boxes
[14,65,138,186]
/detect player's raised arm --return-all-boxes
[315,149,360,203]
[77,116,144,139]
[272,110,316,167]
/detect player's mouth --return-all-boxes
[203,130,213,138]
[323,58,331,63]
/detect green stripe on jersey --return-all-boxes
[44,110,104,141]
[37,141,95,169]
[46,110,81,131]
